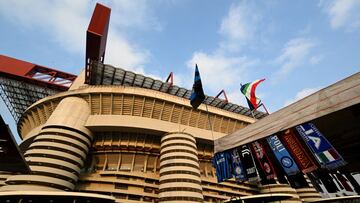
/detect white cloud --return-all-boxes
[0,0,88,54]
[219,1,261,52]
[322,0,360,30]
[109,0,162,31]
[273,37,315,80]
[183,1,262,103]
[105,30,149,71]
[309,55,324,65]
[284,87,320,106]
[186,52,258,94]
[0,0,157,71]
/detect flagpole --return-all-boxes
[258,103,270,115]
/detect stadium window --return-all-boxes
[105,153,119,171]
[128,195,141,201]
[199,162,206,176]
[134,154,145,172]
[144,187,153,193]
[115,183,128,190]
[146,156,156,172]
[113,194,126,199]
[145,179,154,184]
[206,162,215,177]
[143,197,152,202]
[156,157,160,172]
[119,153,132,171]
[95,153,106,171]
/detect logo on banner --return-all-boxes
[281,156,293,168]
[235,166,242,174]
[263,162,271,173]
[300,125,322,149]
[266,134,300,176]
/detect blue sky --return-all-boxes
[0,0,360,141]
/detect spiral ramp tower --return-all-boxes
[0,97,92,191]
[159,132,204,203]
[259,184,302,203]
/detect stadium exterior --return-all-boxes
[2,3,359,203]
[0,60,324,203]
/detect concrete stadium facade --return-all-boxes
[0,68,322,203]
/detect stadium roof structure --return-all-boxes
[0,2,266,123]
[0,55,76,122]
[89,62,267,119]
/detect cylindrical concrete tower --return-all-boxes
[1,97,92,191]
[159,132,204,203]
[259,184,301,203]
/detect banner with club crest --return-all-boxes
[267,134,301,176]
[295,123,346,170]
[250,140,276,180]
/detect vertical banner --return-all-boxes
[213,151,232,183]
[280,129,318,173]
[250,141,276,180]
[334,173,353,192]
[267,134,301,176]
[230,148,247,182]
[240,144,260,182]
[295,123,346,170]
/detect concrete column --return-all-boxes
[159,132,203,203]
[1,97,92,191]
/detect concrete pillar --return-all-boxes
[1,97,92,191]
[159,132,203,203]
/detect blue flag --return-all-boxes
[295,123,346,170]
[190,64,205,109]
[267,135,300,176]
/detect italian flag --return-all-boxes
[241,79,265,110]
[317,148,341,164]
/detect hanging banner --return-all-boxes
[240,144,260,182]
[314,170,340,193]
[267,134,301,176]
[280,129,318,173]
[334,173,353,192]
[213,151,233,183]
[295,123,346,170]
[230,148,247,182]
[250,141,276,180]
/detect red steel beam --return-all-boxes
[85,3,111,84]
[215,89,229,103]
[0,55,76,91]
